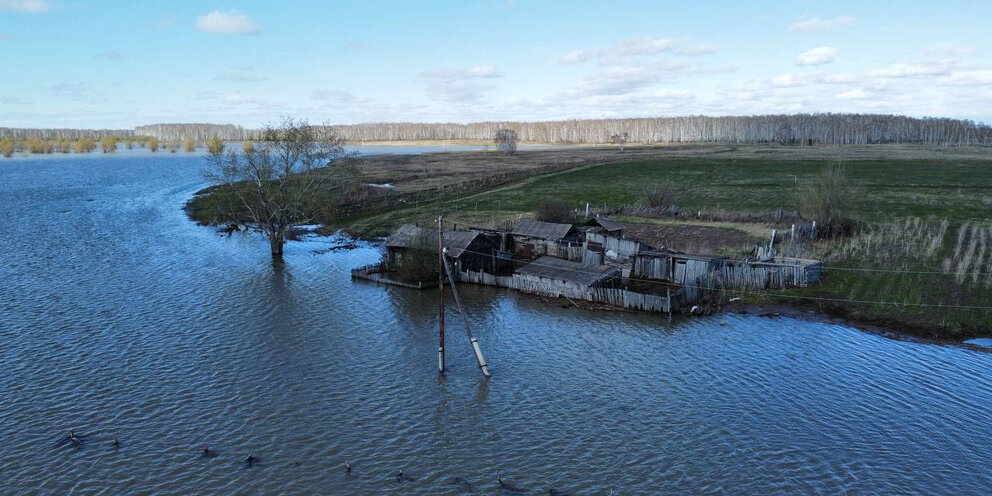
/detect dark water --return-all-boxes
[2,154,991,495]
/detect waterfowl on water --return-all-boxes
[245,452,258,466]
[202,447,217,458]
[497,472,525,493]
[112,437,121,449]
[396,469,415,482]
[66,431,81,445]
[345,461,351,474]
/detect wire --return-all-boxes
[816,265,992,277]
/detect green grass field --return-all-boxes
[342,156,992,337]
[430,157,992,222]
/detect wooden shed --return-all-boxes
[511,219,583,259]
[385,224,500,273]
[583,217,625,238]
[632,250,728,284]
[515,256,620,296]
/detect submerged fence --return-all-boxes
[458,269,672,313]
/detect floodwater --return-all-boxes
[1,152,991,495]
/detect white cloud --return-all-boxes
[818,73,857,84]
[925,42,976,56]
[796,47,837,66]
[195,10,260,35]
[837,88,871,100]
[0,0,51,13]
[788,16,856,33]
[311,89,361,104]
[674,44,718,56]
[937,70,992,86]
[568,60,688,96]
[655,89,694,99]
[868,63,947,78]
[417,65,501,103]
[771,74,808,88]
[560,36,677,65]
[0,95,32,105]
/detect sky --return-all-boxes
[2,0,992,129]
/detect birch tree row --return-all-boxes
[4,114,990,146]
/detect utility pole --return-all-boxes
[437,215,445,373]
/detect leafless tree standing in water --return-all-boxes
[206,118,349,259]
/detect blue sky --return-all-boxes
[2,0,991,128]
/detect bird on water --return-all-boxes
[497,472,525,493]
[345,461,351,474]
[245,452,258,466]
[112,437,121,449]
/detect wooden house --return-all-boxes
[510,219,583,258]
[385,224,501,273]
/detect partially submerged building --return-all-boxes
[510,219,583,258]
[357,220,822,314]
[384,223,502,273]
[516,256,620,294]
[632,249,822,288]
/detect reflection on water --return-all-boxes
[1,154,991,495]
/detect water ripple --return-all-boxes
[1,157,992,494]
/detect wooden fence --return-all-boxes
[586,232,646,259]
[351,262,438,289]
[458,269,672,313]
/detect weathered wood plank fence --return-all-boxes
[458,269,672,313]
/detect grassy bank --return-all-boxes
[187,144,992,337]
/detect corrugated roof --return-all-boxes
[511,220,574,240]
[517,256,618,286]
[592,217,624,232]
[385,224,485,258]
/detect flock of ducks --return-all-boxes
[61,431,594,493]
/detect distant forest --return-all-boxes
[4,114,991,146]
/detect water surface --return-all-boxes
[1,153,991,495]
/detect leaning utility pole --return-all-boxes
[440,251,491,378]
[437,216,445,373]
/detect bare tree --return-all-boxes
[645,181,677,207]
[494,128,518,155]
[609,132,629,153]
[801,164,857,238]
[535,198,575,224]
[206,118,348,259]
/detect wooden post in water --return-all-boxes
[437,216,445,374]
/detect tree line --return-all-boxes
[4,113,991,149]
[328,114,992,146]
